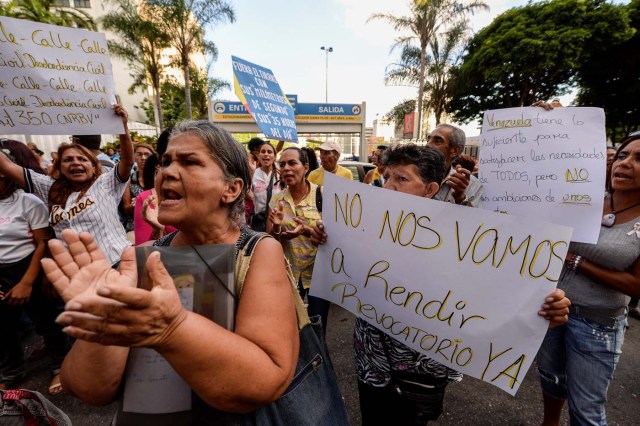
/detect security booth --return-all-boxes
[208,96,367,160]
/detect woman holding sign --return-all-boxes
[310,144,571,426]
[0,105,133,267]
[537,132,640,426]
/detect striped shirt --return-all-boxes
[354,318,463,387]
[25,167,131,265]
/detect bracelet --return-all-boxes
[568,254,584,273]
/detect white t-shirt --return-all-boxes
[25,167,131,265]
[0,190,49,264]
[252,168,280,215]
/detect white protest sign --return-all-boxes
[0,17,122,135]
[311,173,573,395]
[478,107,606,243]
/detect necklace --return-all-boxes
[293,182,310,204]
[602,196,640,227]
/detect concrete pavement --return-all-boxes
[15,307,640,425]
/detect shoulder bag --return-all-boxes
[236,232,350,426]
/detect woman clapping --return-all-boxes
[41,121,300,423]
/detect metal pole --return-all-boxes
[325,49,329,103]
[321,46,333,103]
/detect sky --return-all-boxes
[207,0,544,135]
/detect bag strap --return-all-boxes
[264,171,276,214]
[315,185,323,213]
[235,233,310,330]
[2,389,60,426]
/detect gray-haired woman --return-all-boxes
[42,121,300,423]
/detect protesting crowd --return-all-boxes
[1,95,638,426]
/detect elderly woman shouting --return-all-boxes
[41,121,300,424]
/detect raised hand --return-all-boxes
[55,251,188,349]
[112,103,129,126]
[248,153,257,176]
[142,192,163,230]
[41,229,137,304]
[445,165,471,204]
[269,200,285,228]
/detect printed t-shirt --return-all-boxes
[25,167,131,265]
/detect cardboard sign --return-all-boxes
[232,56,297,141]
[311,173,573,395]
[478,107,606,243]
[121,244,235,416]
[0,17,122,135]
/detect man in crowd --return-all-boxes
[363,145,388,187]
[307,141,352,185]
[427,124,482,207]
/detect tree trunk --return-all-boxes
[416,43,427,140]
[153,86,164,130]
[183,59,192,120]
[435,106,442,125]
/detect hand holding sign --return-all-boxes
[445,165,471,204]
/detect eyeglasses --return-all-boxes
[135,152,152,158]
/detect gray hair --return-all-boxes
[438,124,466,151]
[170,120,250,220]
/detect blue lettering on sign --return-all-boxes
[232,55,298,142]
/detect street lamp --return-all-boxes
[320,46,333,103]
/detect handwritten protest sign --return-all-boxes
[0,17,122,135]
[311,173,573,395]
[232,56,297,142]
[478,107,606,243]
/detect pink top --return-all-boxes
[134,190,177,245]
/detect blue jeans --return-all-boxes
[537,312,626,426]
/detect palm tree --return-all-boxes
[369,0,488,138]
[4,0,97,30]
[148,0,234,119]
[101,0,169,129]
[386,21,468,127]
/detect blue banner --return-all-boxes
[296,103,362,116]
[232,56,297,142]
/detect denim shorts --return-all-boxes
[537,311,626,426]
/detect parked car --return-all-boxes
[339,161,376,183]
